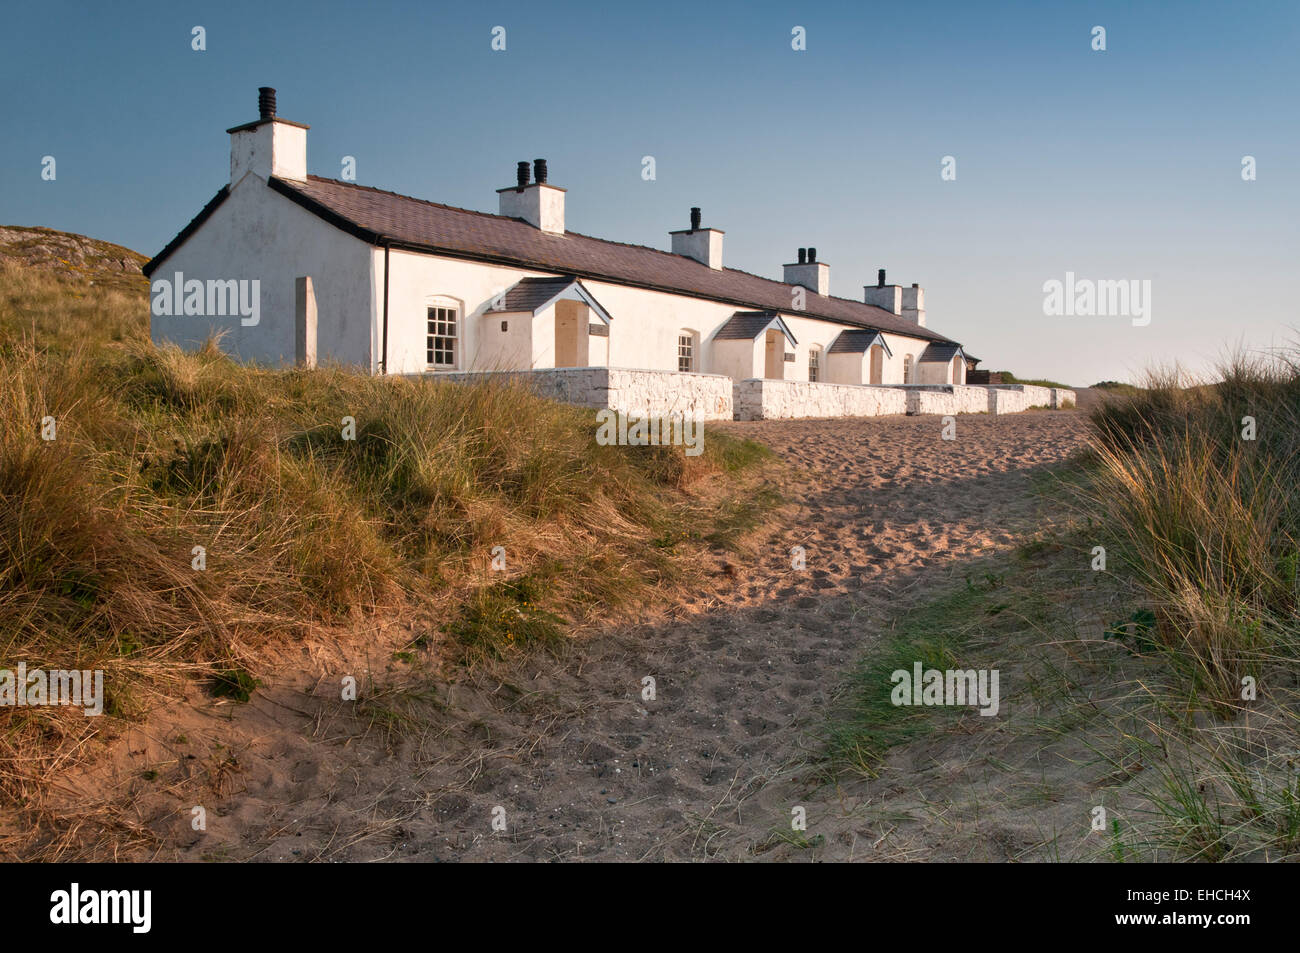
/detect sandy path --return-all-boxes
[67,407,1091,862]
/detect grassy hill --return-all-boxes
[0,240,772,835]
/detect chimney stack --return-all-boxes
[784,245,829,296]
[671,207,724,269]
[228,86,308,184]
[864,270,924,323]
[498,158,565,234]
[865,267,903,314]
[902,283,926,327]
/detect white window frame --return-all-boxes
[808,345,822,382]
[426,302,460,370]
[677,330,698,373]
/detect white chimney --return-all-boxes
[498,159,565,234]
[864,268,902,314]
[783,247,829,296]
[902,283,926,327]
[670,207,724,269]
[228,87,308,184]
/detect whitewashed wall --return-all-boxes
[917,356,967,385]
[902,385,990,415]
[735,379,907,420]
[435,367,733,420]
[987,388,1030,414]
[380,251,939,383]
[149,174,375,367]
[990,384,1056,408]
[1051,388,1077,408]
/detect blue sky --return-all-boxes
[3,0,1297,384]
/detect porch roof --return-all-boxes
[713,311,798,347]
[919,343,966,364]
[497,275,613,324]
[828,329,893,357]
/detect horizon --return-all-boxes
[3,0,1296,385]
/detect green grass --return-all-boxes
[820,571,1040,779]
[992,371,1073,389]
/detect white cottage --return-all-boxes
[146,89,998,421]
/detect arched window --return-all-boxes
[808,345,822,382]
[903,353,914,384]
[677,329,699,373]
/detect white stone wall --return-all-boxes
[1051,387,1077,408]
[987,388,1030,414]
[734,379,907,421]
[989,384,1061,408]
[434,367,733,421]
[899,385,989,415]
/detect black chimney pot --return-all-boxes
[797,248,806,264]
[516,161,530,190]
[533,158,548,184]
[258,87,277,120]
[808,247,817,263]
[877,269,886,288]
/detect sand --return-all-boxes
[48,403,1094,861]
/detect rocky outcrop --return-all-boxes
[0,225,148,291]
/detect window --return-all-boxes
[808,346,822,382]
[677,332,695,373]
[427,306,458,368]
[903,354,914,384]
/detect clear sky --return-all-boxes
[3,0,1296,385]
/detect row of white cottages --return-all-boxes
[146,90,1070,421]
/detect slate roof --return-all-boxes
[500,276,574,312]
[146,175,958,345]
[919,343,965,364]
[497,275,613,323]
[828,329,892,356]
[714,311,797,346]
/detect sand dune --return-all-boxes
[56,407,1091,861]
